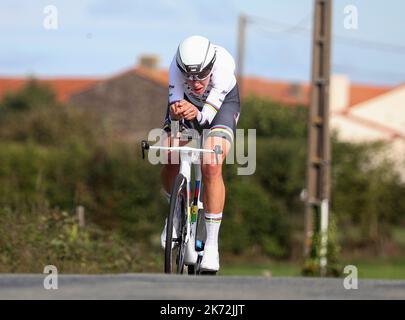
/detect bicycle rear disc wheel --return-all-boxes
[164,174,187,274]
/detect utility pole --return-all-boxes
[236,14,247,99]
[304,0,333,276]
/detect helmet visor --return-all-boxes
[182,67,212,81]
[177,54,216,81]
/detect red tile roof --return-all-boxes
[2,70,402,141]
[242,76,310,105]
[349,84,392,107]
[0,78,26,99]
[133,67,168,86]
[0,69,396,108]
[0,77,99,102]
[130,69,395,108]
[128,69,312,105]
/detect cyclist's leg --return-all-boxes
[160,110,194,195]
[160,136,180,196]
[160,110,181,249]
[200,84,240,271]
[201,136,231,212]
[202,83,240,214]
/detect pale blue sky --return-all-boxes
[1,0,405,85]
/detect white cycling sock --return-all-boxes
[204,212,222,248]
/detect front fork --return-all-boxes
[178,154,203,251]
[191,163,204,251]
[179,153,193,245]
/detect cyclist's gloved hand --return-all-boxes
[169,102,183,121]
[177,100,199,121]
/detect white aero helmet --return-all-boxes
[176,35,216,81]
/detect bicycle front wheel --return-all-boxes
[165,174,187,274]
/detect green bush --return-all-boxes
[239,95,307,139]
[0,79,56,113]
[1,81,404,273]
[0,204,149,273]
[332,138,405,243]
[223,177,290,258]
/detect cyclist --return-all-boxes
[160,35,240,272]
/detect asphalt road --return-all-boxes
[0,273,404,299]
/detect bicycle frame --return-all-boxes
[141,121,223,267]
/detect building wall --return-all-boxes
[350,85,405,136]
[330,84,405,180]
[68,71,168,141]
[330,113,391,142]
[330,74,350,112]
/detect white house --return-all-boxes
[330,75,405,179]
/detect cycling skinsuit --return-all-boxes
[163,45,241,144]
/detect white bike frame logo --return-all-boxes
[146,126,256,176]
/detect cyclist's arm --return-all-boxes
[166,57,186,121]
[197,70,235,126]
[198,48,237,126]
[168,56,184,107]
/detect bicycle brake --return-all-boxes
[141,140,150,159]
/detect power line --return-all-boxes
[248,28,405,81]
[248,13,311,34]
[242,13,405,83]
[249,15,311,35]
[251,23,307,39]
[333,34,405,55]
[333,63,405,80]
[249,15,405,55]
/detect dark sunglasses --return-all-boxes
[182,68,212,81]
[177,55,216,81]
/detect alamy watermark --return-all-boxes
[343,265,358,290]
[43,265,58,290]
[146,125,256,175]
[344,5,358,30]
[43,5,58,30]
